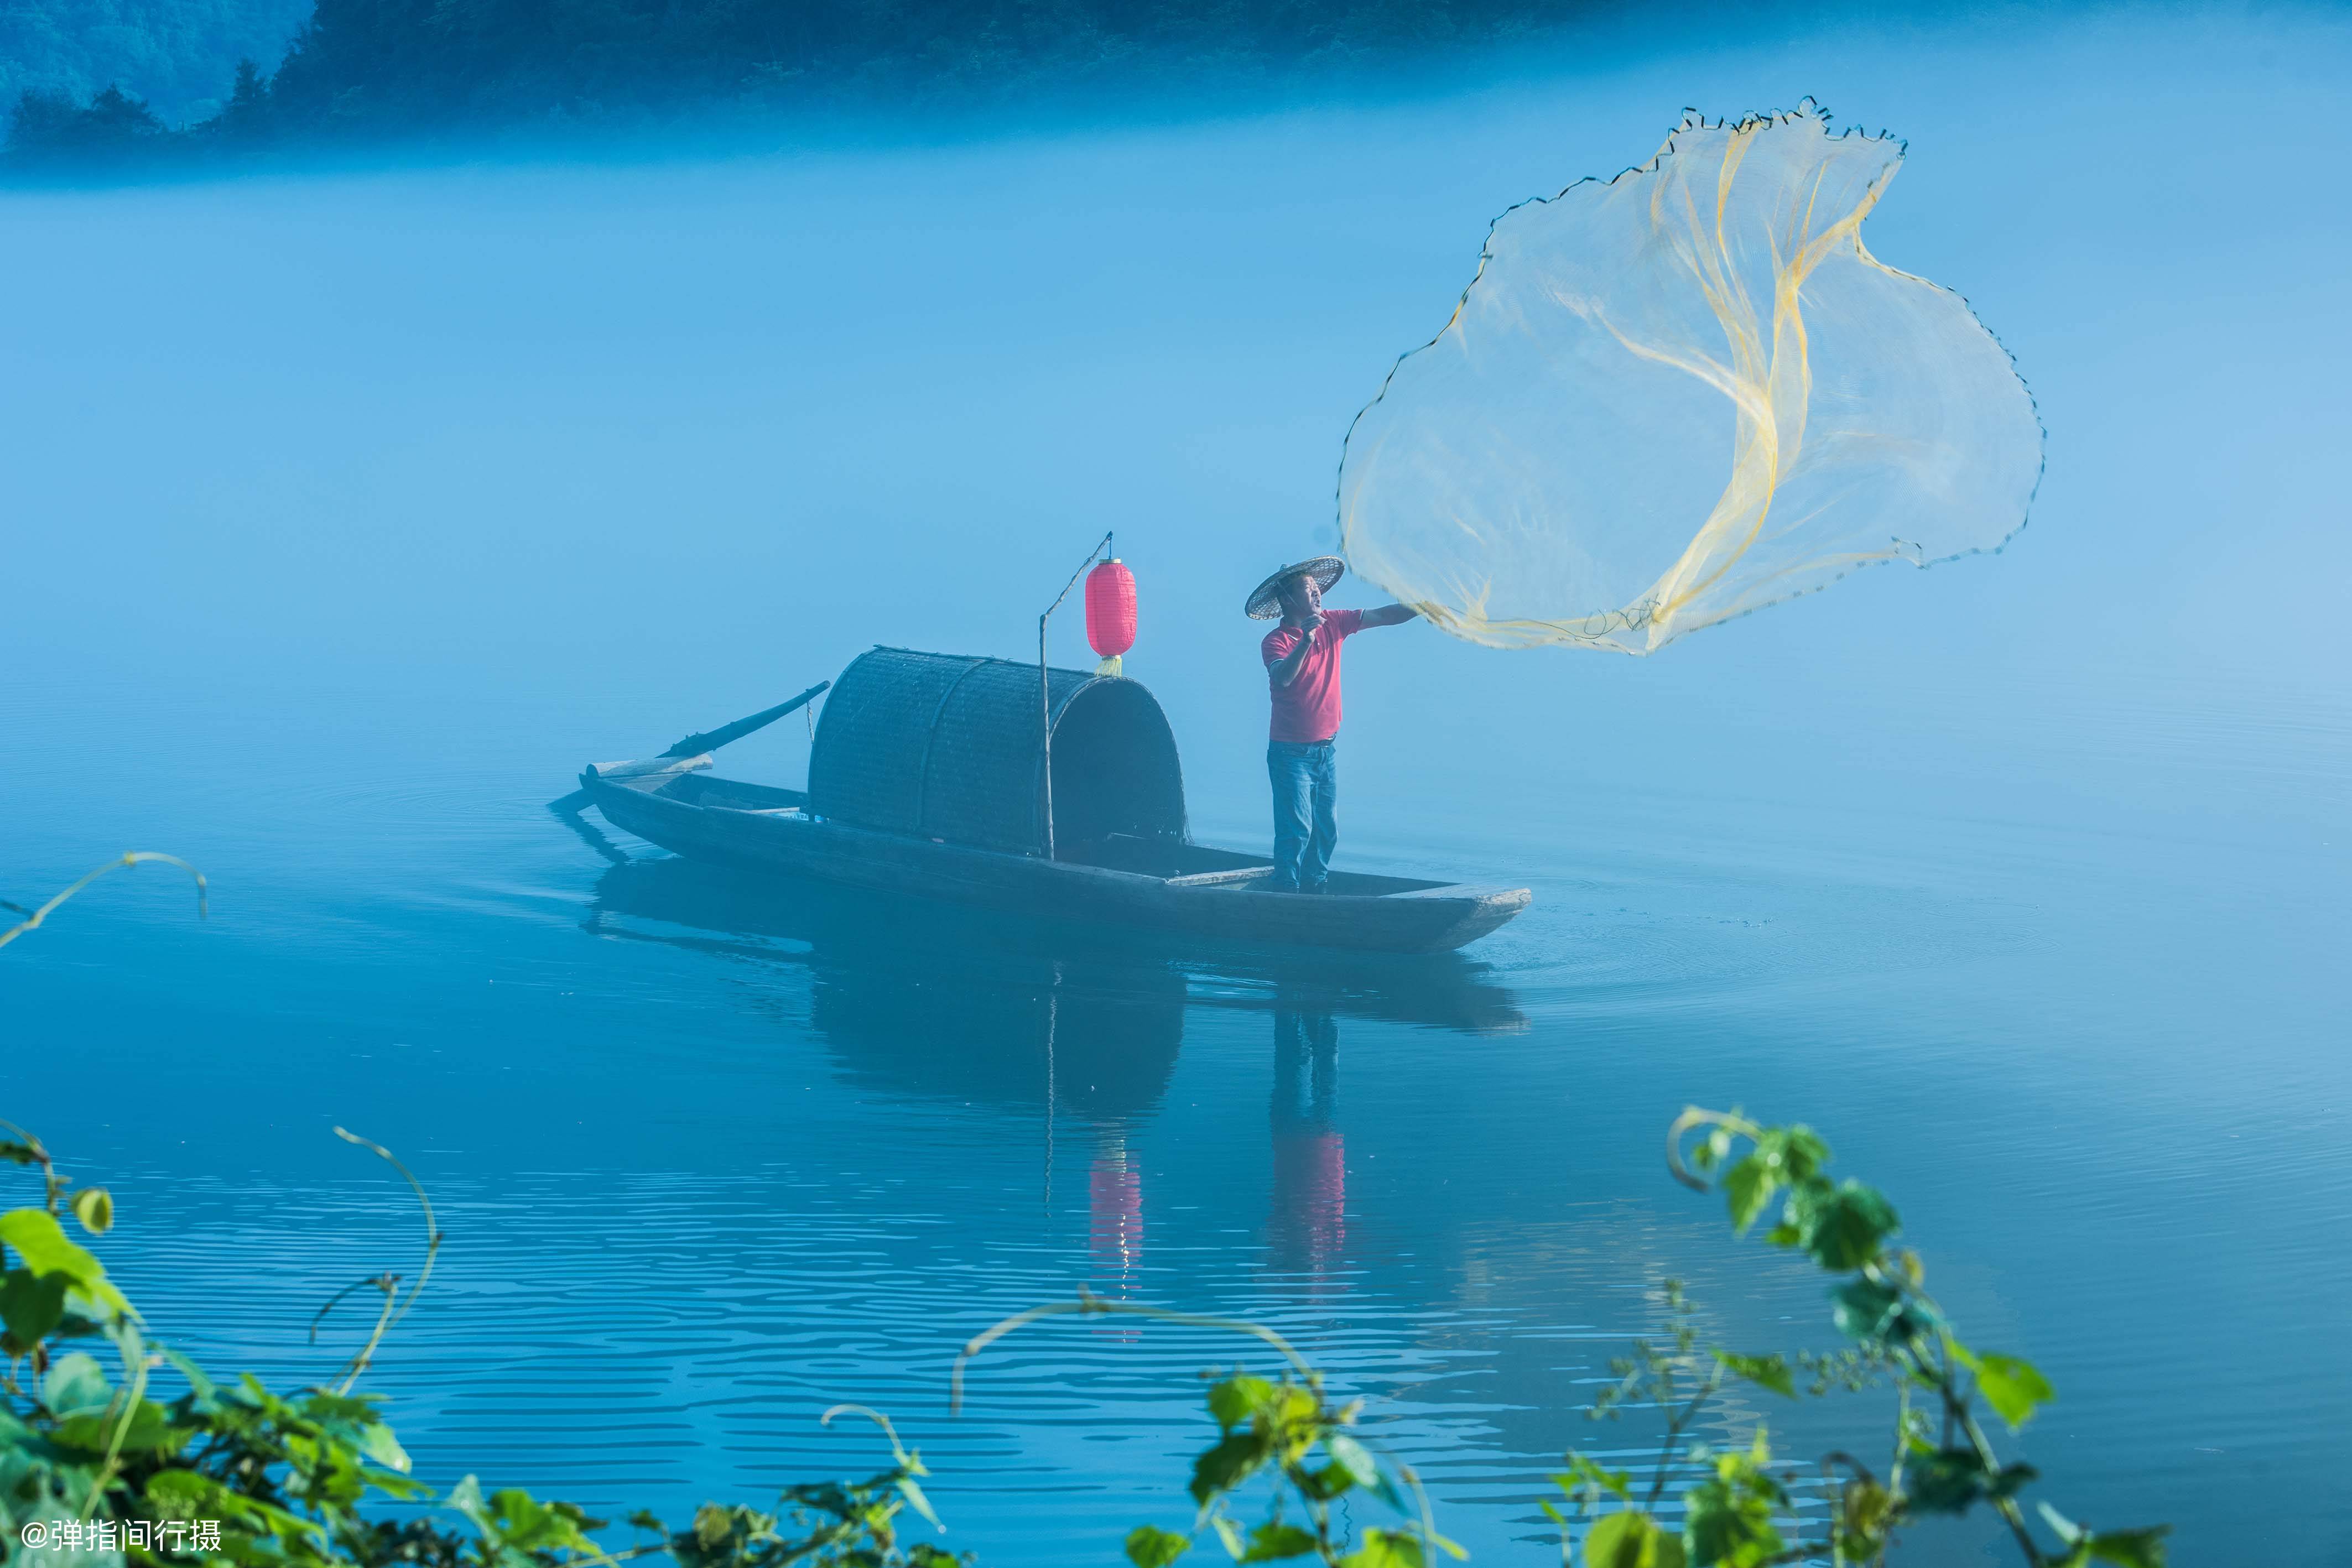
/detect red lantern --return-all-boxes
[1085,558,1137,676]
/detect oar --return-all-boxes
[549,681,831,813]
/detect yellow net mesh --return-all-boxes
[1337,102,2042,654]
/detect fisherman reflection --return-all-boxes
[1268,1008,1345,1279]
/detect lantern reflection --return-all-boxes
[1087,1131,1145,1290]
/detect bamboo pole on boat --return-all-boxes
[1038,531,1113,862]
[659,682,830,758]
[549,681,831,813]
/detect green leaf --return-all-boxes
[1835,1478,1896,1563]
[2088,1527,2170,1567]
[446,1474,492,1533]
[70,1187,113,1236]
[1830,1279,1908,1341]
[1907,1449,2038,1514]
[2038,1503,2086,1546]
[1267,1383,1319,1429]
[1725,1127,1831,1233]
[54,1398,179,1456]
[0,1210,98,1284]
[1190,1432,1270,1504]
[1681,1434,1784,1567]
[1721,1158,1776,1234]
[1127,1525,1193,1568]
[162,1346,220,1405]
[1763,1127,1830,1182]
[1555,1453,1633,1504]
[0,1267,69,1350]
[0,1208,135,1320]
[1584,1510,1685,1568]
[1208,1375,1276,1430]
[354,1419,413,1475]
[41,1350,112,1414]
[0,1141,44,1166]
[1713,1352,1794,1399]
[1952,1345,2056,1430]
[478,1486,602,1553]
[1362,1462,1408,1513]
[896,1475,943,1530]
[1339,1528,1427,1568]
[1286,1460,1345,1504]
[1787,1181,1899,1271]
[1211,1514,1248,1560]
[1325,1434,1380,1490]
[1241,1523,1319,1562]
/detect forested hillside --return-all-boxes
[263,0,1579,119]
[4,0,1599,171]
[1,0,307,123]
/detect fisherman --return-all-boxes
[1246,558,1419,893]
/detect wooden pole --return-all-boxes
[1038,530,1113,861]
[551,681,834,814]
[659,681,831,758]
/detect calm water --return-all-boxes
[7,8,2352,1564]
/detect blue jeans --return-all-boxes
[1267,740,1338,890]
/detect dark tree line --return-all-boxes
[8,85,169,163]
[0,0,308,129]
[261,0,1577,118]
[8,56,267,168]
[6,0,1598,171]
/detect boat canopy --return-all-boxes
[809,647,1188,857]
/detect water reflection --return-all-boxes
[581,855,1527,1053]
[582,854,1526,1289]
[1269,1010,1344,1279]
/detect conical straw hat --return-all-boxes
[1245,556,1345,619]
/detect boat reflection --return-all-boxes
[582,855,1526,1290]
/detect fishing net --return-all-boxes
[1337,102,2042,654]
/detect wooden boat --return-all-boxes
[577,647,1529,954]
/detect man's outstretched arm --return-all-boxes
[1359,603,1419,628]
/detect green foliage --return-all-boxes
[0,1127,964,1568]
[2,1206,137,1322]
[1709,1353,1793,1401]
[1579,1511,1680,1568]
[953,1298,1460,1568]
[1952,1346,2055,1431]
[1128,1524,1193,1567]
[1679,1432,1784,1567]
[1541,1108,2169,1568]
[1904,1447,2036,1515]
[2038,1507,2169,1568]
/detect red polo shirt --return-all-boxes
[1261,608,1364,743]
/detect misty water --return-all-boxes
[7,7,2351,1564]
